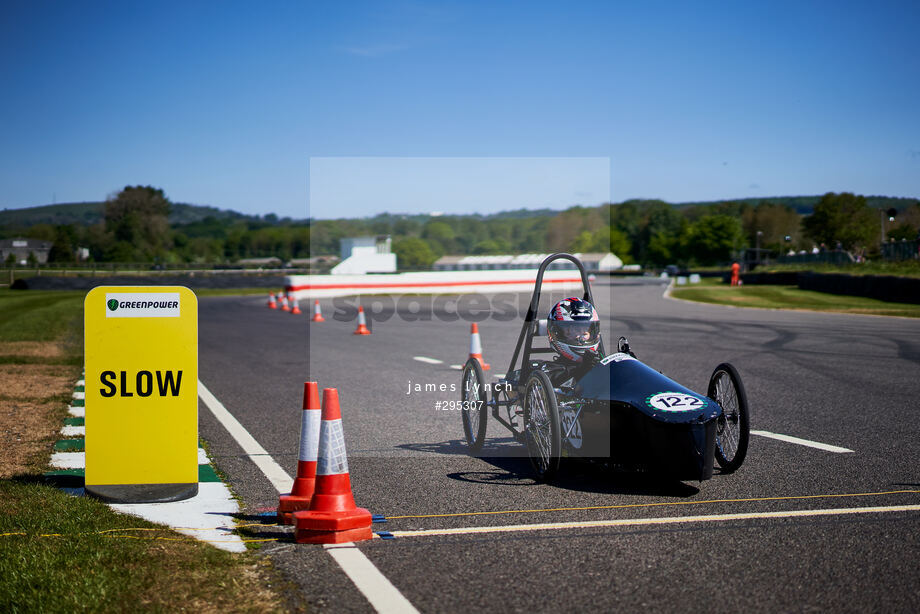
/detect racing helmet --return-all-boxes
[547,297,600,363]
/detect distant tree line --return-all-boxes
[8,186,920,269]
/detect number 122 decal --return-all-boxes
[646,392,708,412]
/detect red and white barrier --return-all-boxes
[284,269,585,300]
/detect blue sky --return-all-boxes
[1,1,918,219]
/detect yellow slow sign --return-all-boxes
[84,286,198,503]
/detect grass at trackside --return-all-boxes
[0,289,290,612]
[0,481,281,614]
[0,287,269,341]
[0,291,85,343]
[194,287,279,297]
[670,277,920,318]
[760,260,920,278]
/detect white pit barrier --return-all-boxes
[285,270,587,299]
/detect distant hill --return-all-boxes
[0,201,106,227]
[346,207,563,224]
[0,201,259,230]
[2,195,917,233]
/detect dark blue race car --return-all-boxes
[460,253,750,482]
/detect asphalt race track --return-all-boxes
[197,278,920,612]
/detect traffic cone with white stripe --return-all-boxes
[277,382,321,525]
[280,293,290,312]
[294,388,373,544]
[353,306,371,335]
[290,297,302,315]
[267,292,277,309]
[469,322,490,370]
[311,300,325,322]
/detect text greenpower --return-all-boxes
[113,301,179,309]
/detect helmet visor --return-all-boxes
[549,320,599,347]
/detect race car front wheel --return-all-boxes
[708,362,750,473]
[523,370,561,481]
[461,357,488,453]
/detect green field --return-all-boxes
[670,278,920,318]
[760,260,920,278]
[0,291,85,342]
[0,482,282,613]
[0,289,288,612]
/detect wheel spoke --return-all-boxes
[714,371,741,461]
[526,382,552,469]
[461,364,486,448]
[520,371,560,480]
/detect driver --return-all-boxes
[545,297,601,383]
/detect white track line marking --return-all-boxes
[198,379,418,614]
[449,364,463,370]
[390,504,920,538]
[198,380,293,494]
[751,430,854,453]
[412,356,443,364]
[325,544,420,613]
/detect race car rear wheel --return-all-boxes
[461,357,488,453]
[708,362,750,473]
[523,370,561,481]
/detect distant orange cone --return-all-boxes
[353,306,371,335]
[311,300,325,322]
[293,389,373,544]
[469,322,490,370]
[290,297,302,315]
[280,293,290,312]
[267,293,277,309]
[277,383,322,524]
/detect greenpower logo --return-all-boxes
[104,292,181,318]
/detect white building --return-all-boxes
[330,236,397,275]
[0,238,52,265]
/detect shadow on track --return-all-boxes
[398,439,700,497]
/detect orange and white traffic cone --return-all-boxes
[290,297,302,315]
[311,300,325,322]
[277,382,322,525]
[267,292,277,309]
[353,306,371,335]
[469,322,490,370]
[280,293,290,312]
[293,389,373,544]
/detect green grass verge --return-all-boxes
[0,286,269,349]
[0,288,291,610]
[671,278,920,317]
[761,260,920,278]
[0,290,85,343]
[0,481,280,613]
[194,287,278,297]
